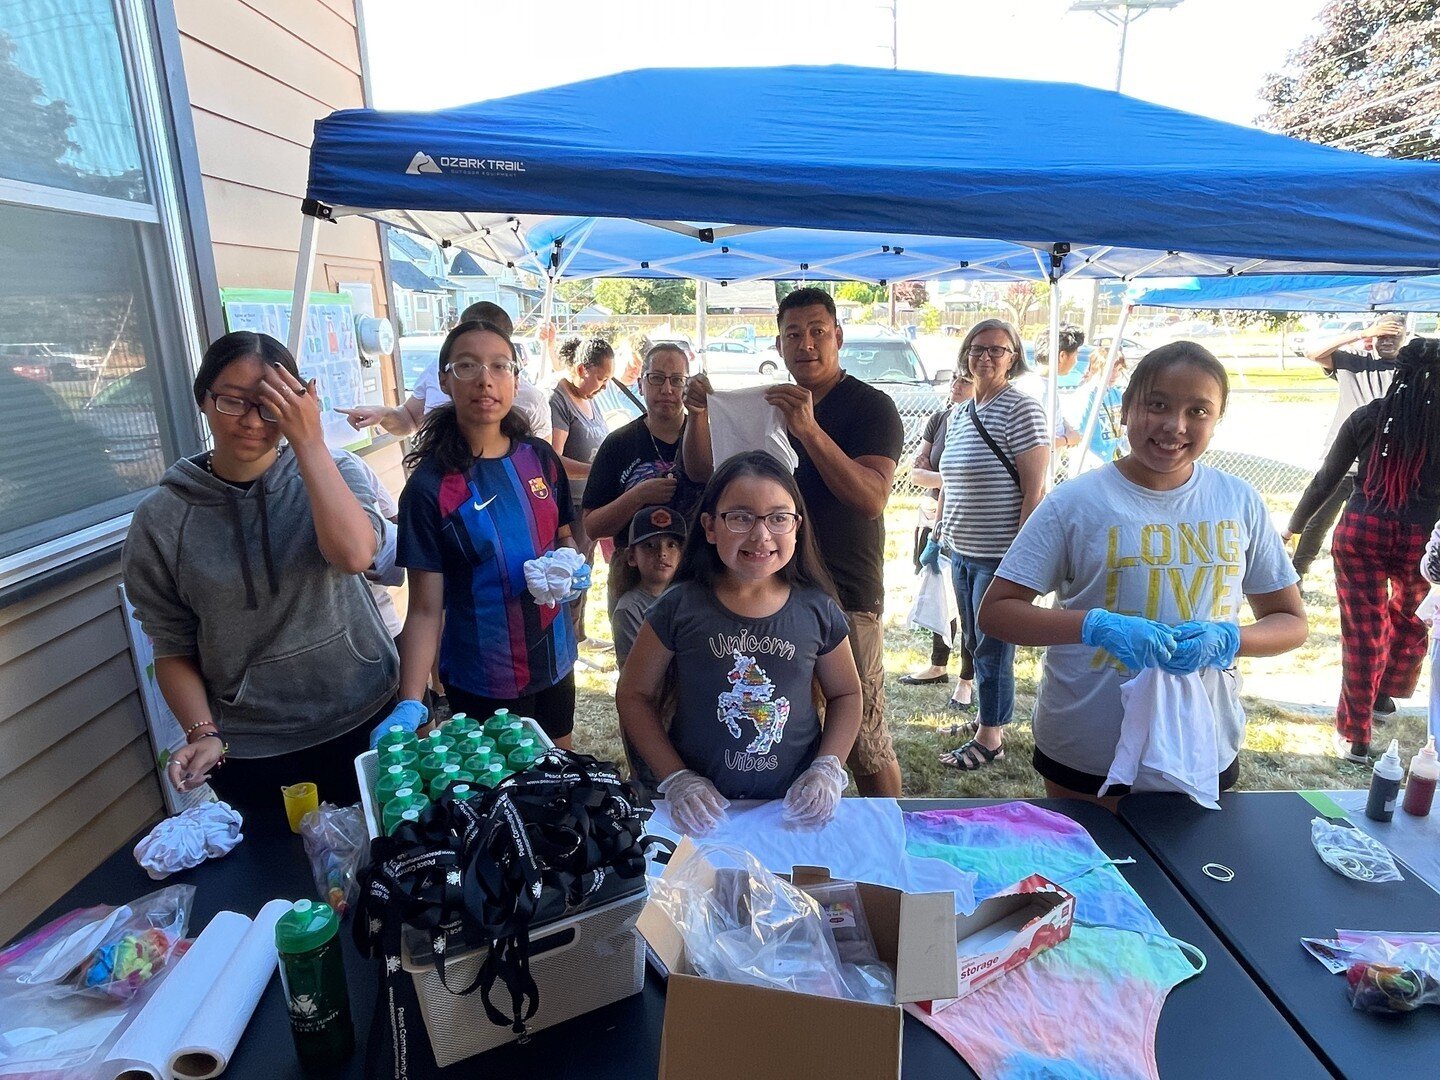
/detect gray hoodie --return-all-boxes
[122,448,399,757]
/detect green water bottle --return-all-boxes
[275,899,354,1070]
[507,740,540,772]
[474,760,509,788]
[442,713,479,739]
[417,750,461,785]
[457,730,492,760]
[462,744,494,773]
[375,744,418,773]
[382,790,430,835]
[418,729,454,758]
[496,722,529,754]
[429,764,476,799]
[374,764,422,806]
[374,725,418,755]
[482,708,514,739]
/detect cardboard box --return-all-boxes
[637,840,958,1080]
[923,873,1074,1011]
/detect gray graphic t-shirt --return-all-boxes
[645,581,849,799]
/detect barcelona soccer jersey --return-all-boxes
[398,438,577,698]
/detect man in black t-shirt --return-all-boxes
[683,288,904,797]
[1294,317,1405,580]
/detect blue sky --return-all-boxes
[363,0,1329,128]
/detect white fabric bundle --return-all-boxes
[523,548,586,607]
[1100,668,1221,809]
[133,802,243,880]
[706,386,799,471]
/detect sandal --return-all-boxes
[939,739,1005,771]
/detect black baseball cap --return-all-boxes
[627,505,687,546]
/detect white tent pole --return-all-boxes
[288,211,322,360]
[538,274,556,382]
[1073,301,1132,476]
[695,279,709,356]
[1046,264,1062,490]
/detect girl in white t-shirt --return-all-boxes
[979,342,1308,806]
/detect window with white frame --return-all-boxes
[0,0,201,569]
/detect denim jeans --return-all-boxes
[949,552,1015,729]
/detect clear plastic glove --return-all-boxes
[1081,608,1178,671]
[783,755,847,828]
[918,539,941,571]
[1161,620,1241,675]
[370,699,428,749]
[657,769,730,836]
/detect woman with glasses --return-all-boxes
[384,319,580,745]
[551,338,615,645]
[122,332,399,814]
[935,320,1049,771]
[902,369,976,710]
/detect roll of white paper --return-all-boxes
[167,899,289,1078]
[102,911,251,1080]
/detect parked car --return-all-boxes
[2,342,98,382]
[81,369,163,465]
[397,334,445,394]
[836,326,947,448]
[1290,317,1368,357]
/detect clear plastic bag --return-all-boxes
[300,802,370,916]
[1345,937,1440,1013]
[0,886,194,1076]
[648,844,894,1004]
[800,880,896,1005]
[1310,818,1403,883]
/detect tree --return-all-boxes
[835,281,885,304]
[893,281,928,307]
[1259,2,1440,160]
[998,282,1049,327]
[588,279,696,315]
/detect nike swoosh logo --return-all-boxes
[473,495,497,511]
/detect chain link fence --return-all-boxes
[891,387,1335,504]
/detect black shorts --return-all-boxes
[1032,745,1240,797]
[445,672,576,740]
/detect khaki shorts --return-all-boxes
[842,610,895,776]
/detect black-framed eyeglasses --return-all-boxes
[717,510,801,534]
[643,373,687,389]
[966,345,1014,361]
[207,390,279,422]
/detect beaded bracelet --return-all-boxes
[192,731,229,767]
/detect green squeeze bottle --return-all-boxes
[275,899,354,1070]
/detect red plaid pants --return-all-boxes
[1331,510,1431,743]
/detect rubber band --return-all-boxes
[1201,862,1234,882]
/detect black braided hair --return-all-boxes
[1361,338,1440,514]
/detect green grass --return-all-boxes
[570,497,1431,797]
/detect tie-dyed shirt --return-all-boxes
[398,438,576,698]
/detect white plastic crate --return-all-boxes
[356,715,555,839]
[403,891,647,1066]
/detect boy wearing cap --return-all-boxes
[612,505,686,667]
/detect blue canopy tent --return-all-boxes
[292,65,1440,473]
[1130,275,1440,313]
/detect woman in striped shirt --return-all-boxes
[936,319,1050,770]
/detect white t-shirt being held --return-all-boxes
[996,462,1297,778]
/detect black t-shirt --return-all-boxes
[580,416,703,525]
[791,374,904,614]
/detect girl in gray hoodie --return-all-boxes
[122,332,398,813]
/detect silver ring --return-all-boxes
[1202,862,1234,882]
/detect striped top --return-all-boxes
[937,386,1048,558]
[398,438,577,698]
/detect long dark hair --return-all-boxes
[193,331,298,406]
[676,452,838,599]
[1361,338,1440,512]
[403,319,529,472]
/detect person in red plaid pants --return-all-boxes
[1288,338,1440,762]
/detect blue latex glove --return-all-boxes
[1160,620,1241,675]
[918,538,941,570]
[565,562,592,602]
[1080,609,1178,671]
[370,699,428,749]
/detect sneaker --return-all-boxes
[1333,732,1372,765]
[1373,694,1396,722]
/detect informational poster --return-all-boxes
[220,288,382,452]
[118,585,215,815]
